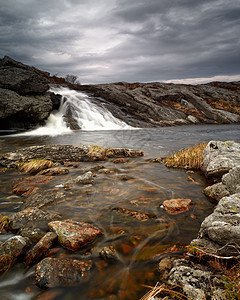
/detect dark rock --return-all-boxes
[25,232,57,265]
[11,175,53,196]
[0,56,49,95]
[0,235,31,272]
[9,208,61,232]
[50,92,61,110]
[201,141,240,178]
[162,198,192,215]
[35,257,92,288]
[48,219,103,251]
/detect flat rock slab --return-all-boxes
[0,145,143,166]
[25,232,57,265]
[11,175,53,196]
[48,219,102,251]
[0,235,31,272]
[201,141,240,178]
[35,257,92,289]
[162,198,192,215]
[9,208,61,231]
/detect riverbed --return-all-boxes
[0,124,239,300]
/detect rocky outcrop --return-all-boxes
[0,56,58,132]
[71,81,240,127]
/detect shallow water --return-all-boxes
[0,124,239,299]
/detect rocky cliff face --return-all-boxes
[72,81,240,127]
[0,56,61,132]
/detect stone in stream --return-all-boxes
[64,171,94,185]
[48,219,103,251]
[0,235,31,272]
[11,175,53,196]
[19,227,46,243]
[35,257,92,288]
[99,246,118,261]
[203,182,230,201]
[162,198,192,215]
[25,232,57,265]
[9,208,61,232]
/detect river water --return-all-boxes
[0,87,239,299]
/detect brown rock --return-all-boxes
[35,257,92,288]
[25,232,57,265]
[11,175,53,196]
[48,219,103,251]
[162,198,192,215]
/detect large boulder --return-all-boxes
[201,141,240,178]
[0,56,49,95]
[0,56,54,131]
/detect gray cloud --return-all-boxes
[0,0,239,83]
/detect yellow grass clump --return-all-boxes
[163,143,207,170]
[18,159,54,175]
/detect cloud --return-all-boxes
[0,0,239,83]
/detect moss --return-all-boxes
[163,143,207,169]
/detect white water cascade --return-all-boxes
[19,86,132,136]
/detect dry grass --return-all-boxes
[163,143,207,170]
[0,214,9,232]
[18,159,54,175]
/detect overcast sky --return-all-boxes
[1,0,240,84]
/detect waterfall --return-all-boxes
[19,86,132,136]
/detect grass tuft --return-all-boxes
[163,143,207,169]
[18,159,54,175]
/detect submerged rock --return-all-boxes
[99,246,118,261]
[9,208,61,232]
[11,175,53,196]
[38,167,69,176]
[162,198,192,215]
[48,219,103,251]
[25,232,57,265]
[19,226,46,243]
[0,235,31,272]
[35,257,92,288]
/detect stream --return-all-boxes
[0,87,239,299]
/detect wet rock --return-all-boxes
[112,158,130,163]
[201,141,240,178]
[35,257,92,288]
[38,167,69,176]
[48,219,103,251]
[25,232,57,265]
[0,145,144,166]
[168,258,226,300]
[192,193,240,256]
[20,189,65,210]
[99,168,118,174]
[19,227,46,242]
[0,235,31,272]
[11,175,53,196]
[64,171,94,185]
[203,182,230,201]
[9,208,61,232]
[99,246,118,261]
[162,198,192,215]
